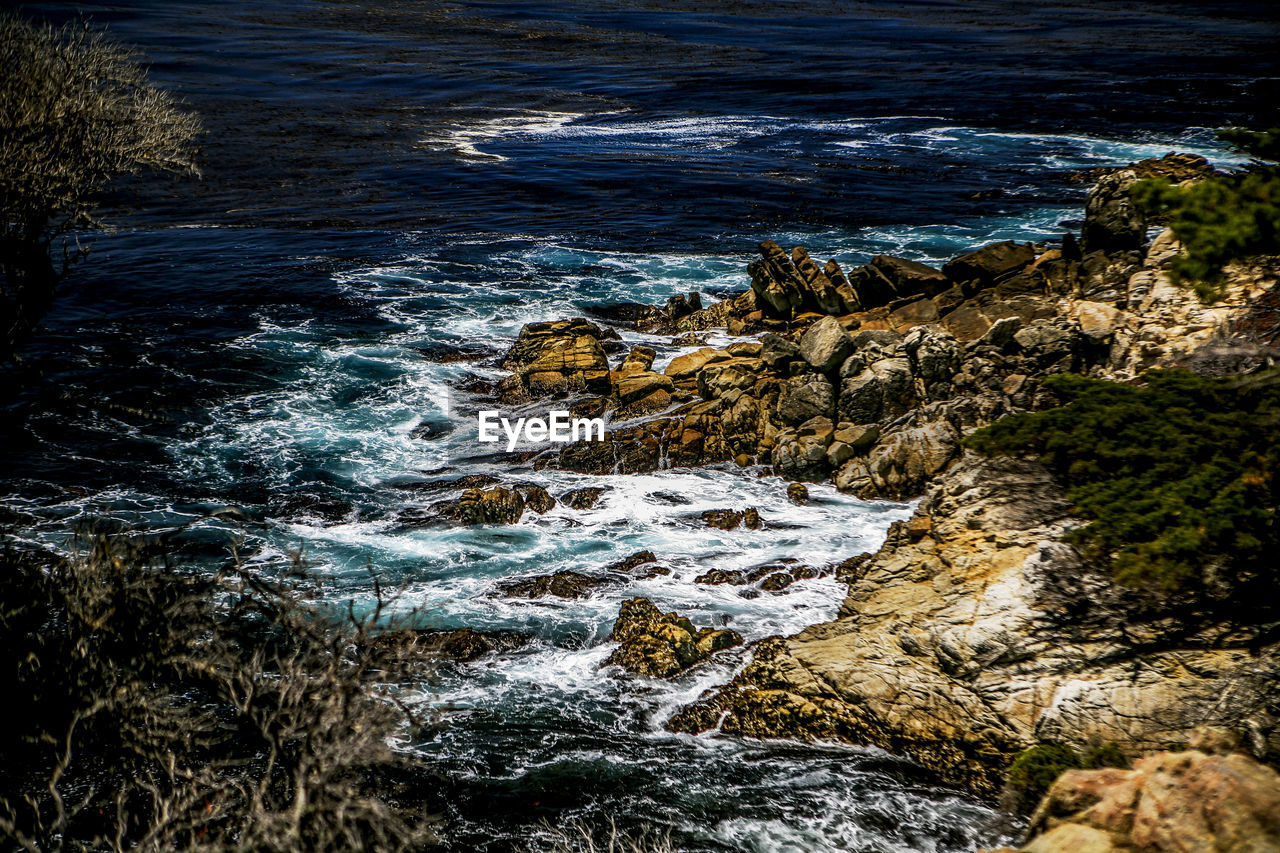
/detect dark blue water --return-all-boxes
[5,1,1279,849]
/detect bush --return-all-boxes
[0,534,438,851]
[1004,744,1080,813]
[964,370,1280,607]
[1131,127,1280,301]
[0,12,200,359]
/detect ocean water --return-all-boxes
[5,1,1279,850]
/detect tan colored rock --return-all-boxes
[669,455,1280,796]
[1019,748,1280,853]
[665,347,731,380]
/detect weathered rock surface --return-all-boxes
[1008,737,1280,853]
[669,455,1280,796]
[605,598,743,678]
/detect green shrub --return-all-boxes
[964,370,1280,606]
[1005,744,1081,811]
[1082,742,1130,770]
[1131,127,1280,302]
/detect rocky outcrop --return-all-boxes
[430,486,526,525]
[496,318,612,401]
[668,454,1280,796]
[604,598,743,678]
[994,731,1280,853]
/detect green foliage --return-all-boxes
[1132,168,1280,301]
[1082,742,1130,770]
[1218,127,1280,162]
[1006,744,1081,807]
[964,370,1280,604]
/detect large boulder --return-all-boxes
[799,315,855,372]
[1016,741,1280,853]
[943,241,1037,288]
[431,487,526,524]
[605,598,742,678]
[777,372,835,426]
[836,357,915,424]
[870,255,951,299]
[1082,169,1145,255]
[834,420,959,499]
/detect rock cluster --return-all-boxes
[605,597,743,678]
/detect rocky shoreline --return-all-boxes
[429,151,1280,847]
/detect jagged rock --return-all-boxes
[615,370,675,405]
[560,487,606,509]
[605,550,659,574]
[799,315,855,372]
[666,347,732,381]
[777,372,835,425]
[364,627,529,663]
[497,570,607,599]
[513,483,555,514]
[605,598,743,678]
[787,482,809,504]
[749,240,809,318]
[870,255,951,299]
[698,357,763,399]
[760,332,803,370]
[501,318,605,370]
[943,240,1037,288]
[695,568,749,586]
[903,326,962,397]
[702,509,743,530]
[1018,745,1280,853]
[499,318,612,399]
[743,507,762,529]
[618,345,657,373]
[432,487,525,525]
[837,357,915,424]
[1082,169,1145,255]
[834,420,959,499]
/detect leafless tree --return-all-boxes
[0,11,201,360]
[0,533,441,852]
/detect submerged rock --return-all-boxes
[605,598,742,678]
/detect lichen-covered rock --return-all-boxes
[1082,169,1145,255]
[513,483,555,514]
[605,598,742,678]
[560,487,606,509]
[786,482,809,504]
[496,570,607,599]
[702,509,743,530]
[432,486,526,525]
